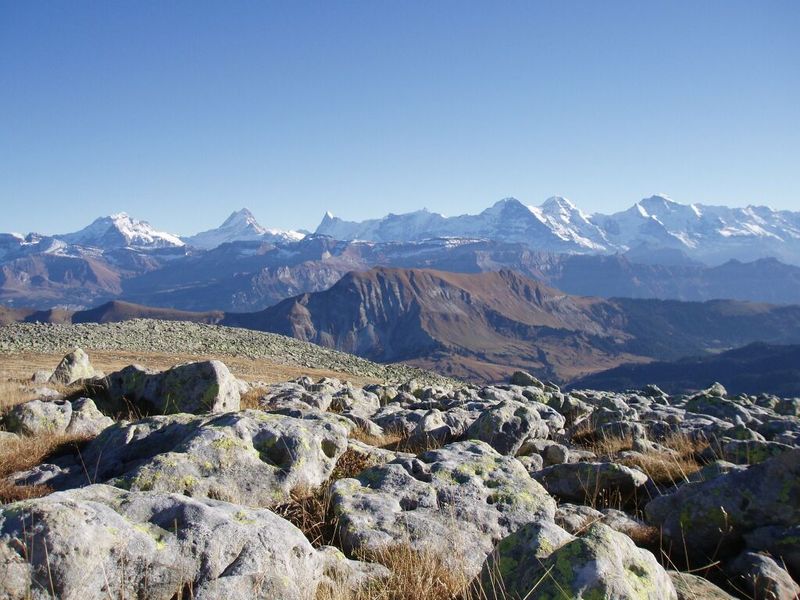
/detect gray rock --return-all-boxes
[97,360,241,416]
[483,522,676,600]
[668,572,736,600]
[24,410,349,508]
[601,508,651,540]
[479,520,574,597]
[517,439,570,465]
[516,453,544,474]
[555,503,603,534]
[465,400,550,455]
[0,484,376,600]
[256,381,333,412]
[727,551,800,600]
[48,347,95,385]
[708,439,795,465]
[687,460,747,483]
[31,369,53,384]
[3,398,72,436]
[3,397,113,437]
[744,525,800,580]
[32,386,62,399]
[645,449,800,562]
[65,398,115,436]
[331,440,556,578]
[509,370,544,388]
[407,408,455,447]
[533,461,648,504]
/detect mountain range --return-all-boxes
[317,195,800,265]
[6,195,800,265]
[3,231,800,312]
[7,267,800,384]
[4,197,800,387]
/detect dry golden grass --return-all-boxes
[619,433,708,487]
[274,485,337,549]
[349,424,444,455]
[317,544,482,600]
[0,432,91,503]
[0,350,385,387]
[0,379,37,416]
[238,386,264,410]
[349,426,405,450]
[575,427,709,488]
[275,446,381,549]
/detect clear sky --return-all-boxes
[1,1,798,236]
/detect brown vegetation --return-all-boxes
[574,428,709,487]
[0,433,90,503]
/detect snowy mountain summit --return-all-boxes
[59,213,185,249]
[183,208,305,249]
[315,195,800,265]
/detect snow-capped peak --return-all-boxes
[220,208,264,232]
[541,196,578,212]
[183,208,305,249]
[59,213,185,249]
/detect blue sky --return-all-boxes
[1,1,798,235]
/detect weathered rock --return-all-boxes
[668,572,736,600]
[517,439,570,465]
[256,381,333,412]
[465,400,550,455]
[744,525,800,580]
[646,449,800,562]
[31,369,53,384]
[17,410,349,508]
[533,461,648,504]
[96,360,241,415]
[407,408,454,447]
[483,523,676,600]
[48,347,95,385]
[708,439,795,465]
[331,440,556,577]
[479,520,574,596]
[516,453,544,474]
[727,551,800,600]
[65,398,114,436]
[0,484,378,600]
[555,503,603,534]
[599,508,647,536]
[3,397,112,437]
[509,371,544,388]
[3,398,71,435]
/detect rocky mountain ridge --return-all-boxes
[7,268,800,385]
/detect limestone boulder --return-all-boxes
[48,348,95,385]
[0,484,378,600]
[331,440,556,578]
[96,360,241,415]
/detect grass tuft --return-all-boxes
[0,432,91,503]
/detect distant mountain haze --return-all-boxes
[2,196,800,312]
[571,343,800,397]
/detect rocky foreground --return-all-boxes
[0,348,799,599]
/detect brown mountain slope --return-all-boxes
[226,267,800,382]
[9,268,800,383]
[225,268,642,380]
